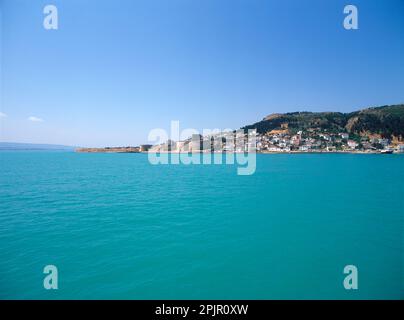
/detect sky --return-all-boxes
[0,0,403,147]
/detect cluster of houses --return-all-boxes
[149,130,404,154]
[255,131,402,153]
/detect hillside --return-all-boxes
[242,104,404,140]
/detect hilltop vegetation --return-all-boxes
[243,104,404,141]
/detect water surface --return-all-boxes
[0,152,403,299]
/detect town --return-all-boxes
[76,129,404,154]
[144,128,404,154]
[254,129,404,154]
[77,104,404,154]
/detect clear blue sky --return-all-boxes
[1,0,403,147]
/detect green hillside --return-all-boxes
[243,104,404,140]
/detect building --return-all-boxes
[291,135,301,146]
[378,138,390,147]
[139,144,153,152]
[190,134,203,152]
[175,141,187,152]
[320,134,331,141]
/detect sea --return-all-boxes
[0,151,403,299]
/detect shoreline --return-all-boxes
[75,149,402,155]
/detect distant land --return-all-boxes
[0,142,77,151]
[143,103,404,154]
[76,146,143,153]
[3,104,404,154]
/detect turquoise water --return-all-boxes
[0,151,403,299]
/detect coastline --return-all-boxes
[75,148,402,155]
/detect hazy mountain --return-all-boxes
[0,142,77,151]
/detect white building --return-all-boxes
[347,140,358,149]
[378,138,389,147]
